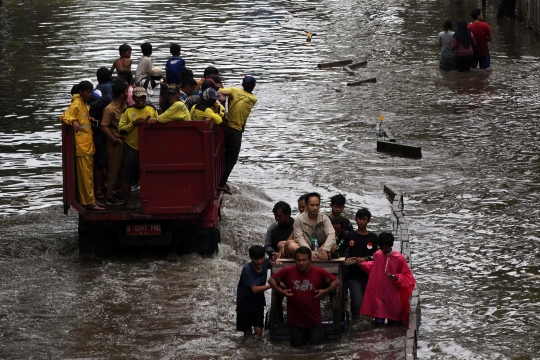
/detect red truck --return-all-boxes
[62,120,225,255]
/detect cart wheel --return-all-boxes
[342,311,350,332]
[264,311,270,330]
[78,232,90,256]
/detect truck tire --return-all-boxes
[78,232,90,256]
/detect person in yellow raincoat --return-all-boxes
[60,80,104,210]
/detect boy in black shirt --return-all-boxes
[328,194,354,232]
[339,208,378,317]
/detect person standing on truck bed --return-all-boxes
[101,79,129,205]
[60,80,104,211]
[118,86,158,211]
[156,85,191,123]
[217,76,257,195]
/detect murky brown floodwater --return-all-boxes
[1,0,540,359]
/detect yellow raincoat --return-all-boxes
[60,94,95,205]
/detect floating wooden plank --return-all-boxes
[317,59,353,69]
[377,141,422,159]
[290,6,316,13]
[343,66,356,75]
[347,77,376,86]
[349,60,368,69]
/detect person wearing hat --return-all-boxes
[189,88,225,125]
[142,66,164,111]
[185,79,217,112]
[117,86,158,210]
[217,76,258,195]
[194,66,220,94]
[156,85,191,123]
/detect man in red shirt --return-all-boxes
[269,246,340,347]
[468,8,493,69]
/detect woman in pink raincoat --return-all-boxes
[360,232,416,323]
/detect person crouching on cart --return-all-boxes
[269,246,340,347]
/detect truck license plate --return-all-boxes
[126,224,161,236]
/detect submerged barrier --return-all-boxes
[383,185,421,360]
[376,121,422,159]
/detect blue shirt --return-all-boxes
[236,258,270,312]
[97,82,113,97]
[165,57,186,85]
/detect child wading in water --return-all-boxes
[360,232,415,324]
[236,245,271,336]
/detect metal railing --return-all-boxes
[384,185,420,360]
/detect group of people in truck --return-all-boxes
[236,192,416,347]
[60,42,257,211]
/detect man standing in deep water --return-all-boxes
[269,246,340,347]
[468,8,493,69]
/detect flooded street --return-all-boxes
[1,0,540,359]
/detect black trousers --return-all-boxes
[219,126,243,187]
[455,55,473,72]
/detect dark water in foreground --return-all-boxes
[1,0,540,359]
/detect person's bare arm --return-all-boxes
[110,59,118,74]
[268,277,293,297]
[251,284,271,294]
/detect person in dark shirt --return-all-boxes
[339,208,378,317]
[264,201,294,260]
[328,194,354,232]
[331,217,347,256]
[236,245,271,337]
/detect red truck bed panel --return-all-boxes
[62,120,225,221]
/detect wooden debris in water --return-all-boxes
[317,59,353,69]
[349,60,368,69]
[347,77,376,86]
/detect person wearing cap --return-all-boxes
[60,80,104,211]
[195,66,220,94]
[156,85,191,123]
[217,76,258,194]
[189,88,225,125]
[185,79,216,111]
[118,86,158,210]
[203,74,233,104]
[142,66,164,111]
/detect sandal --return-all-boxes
[217,186,232,195]
[86,203,105,211]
